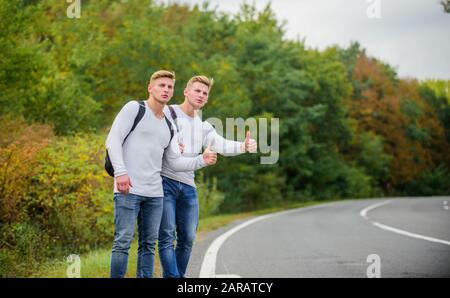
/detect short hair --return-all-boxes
[186,75,214,90]
[149,70,175,84]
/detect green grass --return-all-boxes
[33,241,144,278]
[33,199,335,278]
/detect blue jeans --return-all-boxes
[110,193,163,278]
[158,176,199,278]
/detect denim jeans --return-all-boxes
[110,193,163,278]
[158,176,199,278]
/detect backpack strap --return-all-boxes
[164,115,175,149]
[122,101,145,145]
[167,105,179,132]
[105,101,145,177]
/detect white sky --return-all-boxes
[162,0,450,80]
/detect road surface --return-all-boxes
[187,197,450,278]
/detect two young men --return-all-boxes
[106,70,256,278]
[106,71,217,278]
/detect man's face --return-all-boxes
[184,82,209,110]
[148,77,174,104]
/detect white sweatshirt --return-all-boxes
[161,104,244,188]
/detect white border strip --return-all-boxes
[372,221,450,246]
[361,200,450,247]
[360,200,392,219]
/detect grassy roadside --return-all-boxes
[32,199,336,278]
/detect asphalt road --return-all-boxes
[187,197,450,278]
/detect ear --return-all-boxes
[148,83,152,94]
[183,87,189,97]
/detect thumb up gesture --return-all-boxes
[241,131,257,153]
[202,143,217,165]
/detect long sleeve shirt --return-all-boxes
[161,104,244,188]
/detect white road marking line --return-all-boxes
[372,222,450,246]
[199,204,329,278]
[361,200,450,247]
[359,200,392,219]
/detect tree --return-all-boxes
[441,0,450,13]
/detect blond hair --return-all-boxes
[186,75,214,90]
[149,70,176,84]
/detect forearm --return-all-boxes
[164,154,206,171]
[164,130,207,171]
[209,132,243,156]
[216,139,243,156]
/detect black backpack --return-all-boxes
[104,101,174,177]
[167,105,179,132]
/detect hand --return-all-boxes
[241,131,257,153]
[179,142,185,154]
[116,174,132,194]
[202,143,217,166]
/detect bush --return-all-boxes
[0,118,114,276]
[405,164,450,195]
[307,155,374,200]
[0,115,54,224]
[241,171,285,210]
[343,165,375,198]
[352,132,392,188]
[28,133,114,252]
[196,172,225,218]
[0,222,52,277]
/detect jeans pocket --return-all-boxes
[114,193,137,210]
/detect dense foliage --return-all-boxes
[1,0,449,276]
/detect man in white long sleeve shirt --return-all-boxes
[158,75,257,278]
[105,71,217,278]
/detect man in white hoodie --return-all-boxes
[106,71,217,278]
[158,75,257,278]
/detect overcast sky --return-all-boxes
[162,0,450,80]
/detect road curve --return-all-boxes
[187,197,450,278]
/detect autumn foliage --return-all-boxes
[348,52,450,190]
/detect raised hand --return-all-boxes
[202,143,217,165]
[241,131,257,153]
